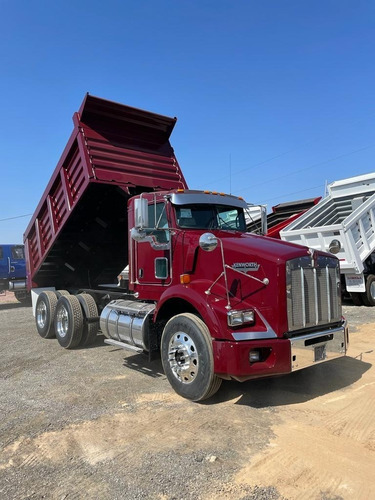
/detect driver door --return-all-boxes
[134,202,172,285]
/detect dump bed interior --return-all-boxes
[24,95,187,289]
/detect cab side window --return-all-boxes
[11,246,25,259]
[0,247,3,259]
[147,203,169,243]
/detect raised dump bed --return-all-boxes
[280,173,375,305]
[246,197,321,238]
[24,94,187,290]
[266,197,321,238]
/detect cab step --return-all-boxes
[104,338,143,353]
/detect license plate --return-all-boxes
[314,344,327,362]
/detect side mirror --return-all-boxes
[134,198,148,228]
[131,227,147,242]
[328,239,341,254]
[260,205,267,235]
[199,232,218,252]
[131,227,170,251]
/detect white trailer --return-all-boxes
[280,172,375,306]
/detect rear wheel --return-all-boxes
[56,289,70,298]
[54,295,84,348]
[35,291,58,338]
[361,275,375,306]
[77,293,99,346]
[161,313,222,402]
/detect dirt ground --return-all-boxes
[0,294,374,500]
[0,291,18,304]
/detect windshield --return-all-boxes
[175,204,246,231]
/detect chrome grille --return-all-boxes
[286,255,341,332]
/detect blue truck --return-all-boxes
[0,244,30,303]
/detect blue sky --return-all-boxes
[0,1,374,243]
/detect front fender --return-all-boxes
[155,283,223,339]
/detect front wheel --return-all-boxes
[161,313,222,402]
[77,293,99,346]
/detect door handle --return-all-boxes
[8,258,15,273]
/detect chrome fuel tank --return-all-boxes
[100,300,155,351]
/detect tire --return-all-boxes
[35,291,58,339]
[161,313,222,402]
[361,274,375,306]
[54,295,84,349]
[77,293,99,347]
[56,290,70,298]
[350,292,363,306]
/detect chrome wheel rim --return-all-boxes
[370,281,375,300]
[56,305,69,338]
[36,302,47,329]
[168,331,198,384]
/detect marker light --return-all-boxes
[180,274,191,285]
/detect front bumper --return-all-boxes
[290,322,348,371]
[212,321,348,382]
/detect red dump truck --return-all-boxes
[24,95,348,401]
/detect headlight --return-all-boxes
[227,309,255,327]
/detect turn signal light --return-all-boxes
[180,274,191,284]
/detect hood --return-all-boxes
[181,230,335,337]
[220,231,313,265]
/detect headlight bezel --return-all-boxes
[227,309,255,327]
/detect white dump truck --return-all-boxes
[280,172,375,306]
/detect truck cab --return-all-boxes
[128,189,248,291]
[0,244,29,302]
